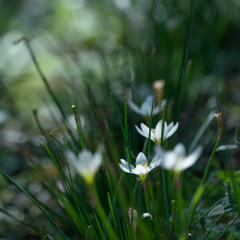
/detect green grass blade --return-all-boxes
[147,98,154,163]
[160,104,170,235]
[72,105,85,150]
[190,198,223,230]
[0,208,39,232]
[107,192,118,235]
[217,214,239,240]
[0,170,68,240]
[62,137,70,150]
[124,96,128,143]
[50,133,67,150]
[203,211,226,240]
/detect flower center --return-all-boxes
[135,162,148,169]
[179,156,185,163]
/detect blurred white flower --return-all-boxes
[135,120,178,144]
[66,150,103,184]
[157,143,202,173]
[216,144,238,152]
[129,95,167,117]
[119,152,161,182]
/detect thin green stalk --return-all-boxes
[91,186,118,240]
[115,209,124,240]
[132,178,140,204]
[125,96,128,143]
[171,200,176,240]
[50,133,67,150]
[217,214,239,240]
[33,110,50,147]
[22,37,78,147]
[160,104,170,235]
[72,105,85,150]
[73,218,84,235]
[200,140,219,186]
[0,170,68,240]
[0,208,39,232]
[122,219,129,240]
[63,137,70,150]
[201,113,222,186]
[144,190,151,230]
[108,173,124,222]
[175,0,193,123]
[190,198,223,230]
[95,216,105,240]
[41,139,72,194]
[67,163,87,234]
[155,182,161,238]
[110,92,129,149]
[147,98,155,163]
[103,162,114,198]
[203,211,225,240]
[107,192,118,235]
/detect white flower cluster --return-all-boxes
[120,96,202,182]
[66,95,202,185]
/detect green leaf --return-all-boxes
[208,204,225,216]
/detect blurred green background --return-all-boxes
[1,0,240,239]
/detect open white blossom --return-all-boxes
[119,152,161,182]
[135,120,178,144]
[157,143,202,173]
[129,95,167,117]
[66,150,103,184]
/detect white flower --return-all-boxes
[66,150,103,184]
[135,120,179,144]
[119,152,161,182]
[157,143,202,173]
[128,95,167,117]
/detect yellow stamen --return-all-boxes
[144,162,147,169]
[141,163,143,166]
[135,162,137,167]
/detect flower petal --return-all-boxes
[120,159,135,171]
[177,145,203,171]
[143,95,155,106]
[78,149,93,161]
[166,122,174,133]
[128,101,143,115]
[173,143,186,158]
[161,151,178,170]
[155,120,167,139]
[136,152,148,166]
[166,122,179,139]
[65,151,79,169]
[141,213,153,221]
[152,105,160,115]
[119,163,131,173]
[161,99,167,108]
[135,125,147,138]
[216,145,238,152]
[140,123,155,140]
[140,96,154,116]
[131,165,147,175]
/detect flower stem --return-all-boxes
[160,104,170,235]
[216,214,239,240]
[72,105,85,150]
[89,184,118,240]
[147,98,155,163]
[200,140,219,186]
[201,113,222,186]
